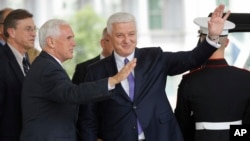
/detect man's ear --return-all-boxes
[100,39,105,48]
[46,37,54,48]
[7,28,15,38]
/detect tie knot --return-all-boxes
[124,58,129,65]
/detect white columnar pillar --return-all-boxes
[137,0,151,47]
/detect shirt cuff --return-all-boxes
[108,84,115,90]
[206,35,221,48]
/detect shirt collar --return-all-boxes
[0,39,5,46]
[100,54,105,60]
[204,59,228,67]
[8,43,25,63]
[46,53,63,66]
[114,50,135,65]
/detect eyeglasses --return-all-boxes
[14,26,37,33]
[23,26,38,33]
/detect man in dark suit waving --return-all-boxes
[20,19,136,141]
[77,4,231,141]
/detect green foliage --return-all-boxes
[63,5,106,78]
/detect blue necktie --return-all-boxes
[124,58,143,134]
[125,58,135,100]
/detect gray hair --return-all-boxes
[107,12,136,34]
[39,19,69,49]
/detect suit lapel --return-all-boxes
[133,48,144,102]
[104,55,132,102]
[9,59,24,82]
[103,55,117,78]
[133,48,152,103]
[4,44,24,83]
[40,51,70,81]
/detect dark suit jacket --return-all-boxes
[77,40,217,141]
[175,59,250,141]
[72,55,100,85]
[0,44,25,141]
[20,51,113,141]
[0,42,4,48]
[72,55,105,140]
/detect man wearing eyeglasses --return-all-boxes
[0,8,12,47]
[0,9,36,141]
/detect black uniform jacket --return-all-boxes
[175,59,250,141]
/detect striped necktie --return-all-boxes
[22,57,30,76]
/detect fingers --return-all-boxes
[109,58,137,86]
[222,10,231,21]
[127,58,137,69]
[122,58,136,76]
[211,4,225,18]
[121,58,137,75]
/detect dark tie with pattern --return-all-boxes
[22,57,30,76]
[124,58,143,134]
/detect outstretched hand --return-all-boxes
[109,58,137,87]
[208,4,230,37]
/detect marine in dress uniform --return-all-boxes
[175,17,250,141]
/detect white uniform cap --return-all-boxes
[194,17,236,35]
